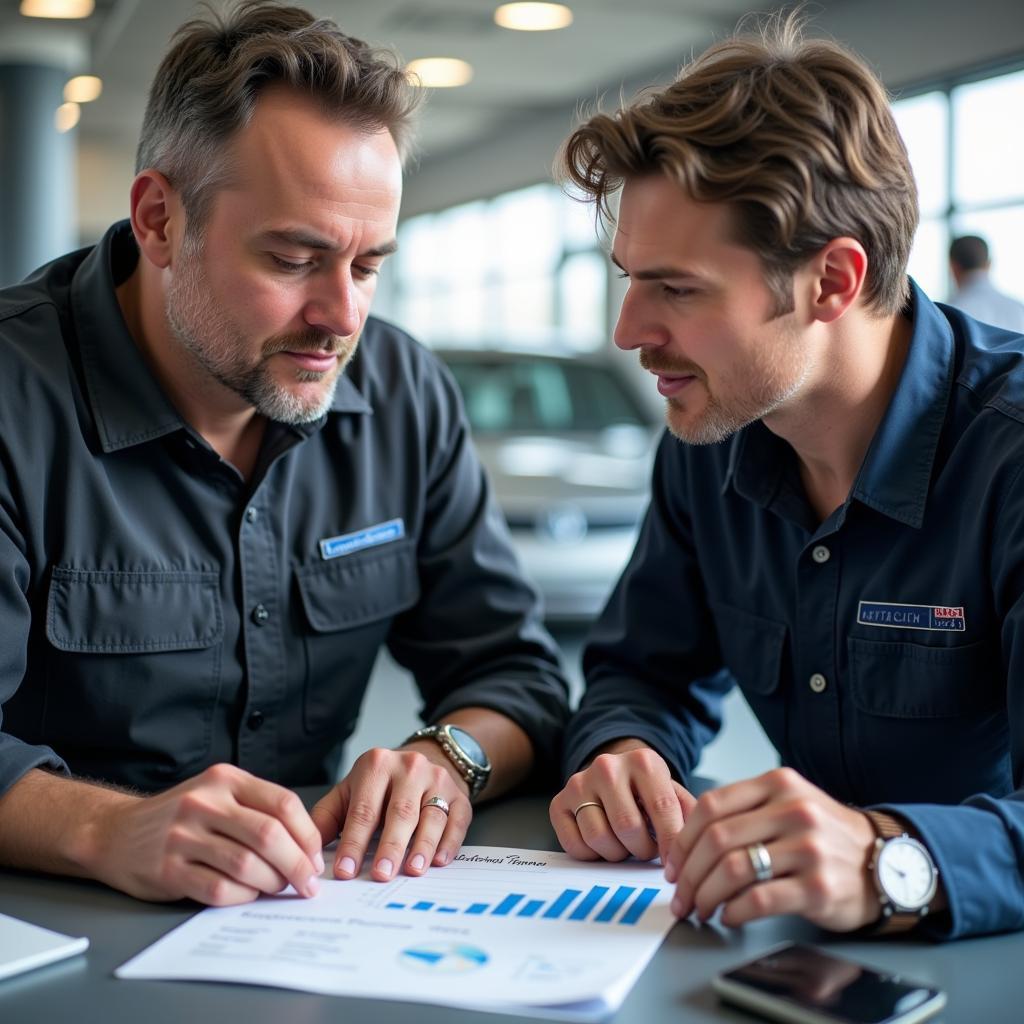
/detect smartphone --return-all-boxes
[712,942,946,1024]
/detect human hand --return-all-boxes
[663,767,879,931]
[87,763,325,905]
[311,745,471,882]
[550,739,696,864]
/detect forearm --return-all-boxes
[401,706,534,802]
[0,768,137,880]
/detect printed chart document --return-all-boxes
[0,912,89,981]
[116,846,676,1021]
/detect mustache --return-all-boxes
[638,350,704,379]
[262,330,349,358]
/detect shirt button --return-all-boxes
[247,710,265,731]
[245,507,259,524]
[251,603,270,625]
[809,673,828,693]
[811,545,831,564]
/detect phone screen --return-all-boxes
[716,943,944,1024]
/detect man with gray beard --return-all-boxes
[0,3,568,907]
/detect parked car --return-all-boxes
[436,347,662,621]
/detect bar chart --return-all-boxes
[383,882,660,927]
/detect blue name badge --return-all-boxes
[857,600,966,632]
[319,518,405,560]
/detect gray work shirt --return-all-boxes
[0,221,569,794]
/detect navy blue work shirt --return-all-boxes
[565,280,1024,940]
[0,221,569,795]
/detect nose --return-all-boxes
[613,284,665,353]
[303,267,363,339]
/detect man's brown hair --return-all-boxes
[137,0,420,227]
[560,12,918,316]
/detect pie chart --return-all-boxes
[398,942,489,974]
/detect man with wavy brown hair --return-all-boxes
[0,2,569,906]
[550,14,1024,940]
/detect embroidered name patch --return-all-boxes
[857,601,966,632]
[319,518,405,560]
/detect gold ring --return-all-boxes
[572,800,603,819]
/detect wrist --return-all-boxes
[66,787,138,880]
[584,736,653,766]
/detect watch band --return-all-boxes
[404,724,491,799]
[864,810,933,935]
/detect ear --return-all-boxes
[807,237,868,324]
[128,169,183,271]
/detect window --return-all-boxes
[893,64,1024,304]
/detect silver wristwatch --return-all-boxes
[405,723,492,799]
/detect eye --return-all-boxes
[352,264,380,281]
[269,254,313,273]
[661,284,696,299]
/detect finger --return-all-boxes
[403,796,453,876]
[720,876,806,928]
[689,839,794,922]
[310,785,348,846]
[180,863,261,907]
[176,831,290,896]
[225,771,325,877]
[334,768,391,879]
[432,796,473,868]
[632,776,689,863]
[573,801,634,862]
[549,793,603,861]
[210,804,322,898]
[372,778,439,881]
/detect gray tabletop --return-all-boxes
[0,791,1016,1023]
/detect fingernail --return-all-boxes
[670,895,684,917]
[376,858,394,878]
[409,854,425,871]
[314,852,325,874]
[337,856,356,877]
[436,849,449,865]
[304,875,320,898]
[664,863,677,883]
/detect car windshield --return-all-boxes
[446,357,646,434]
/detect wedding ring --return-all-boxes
[747,842,773,883]
[422,795,450,817]
[572,800,603,820]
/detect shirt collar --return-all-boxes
[723,279,956,530]
[72,220,372,452]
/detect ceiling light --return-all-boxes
[406,58,473,89]
[21,0,95,18]
[55,101,80,132]
[494,2,573,31]
[64,75,102,103]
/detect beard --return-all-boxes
[640,327,809,446]
[164,231,357,425]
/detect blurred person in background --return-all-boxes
[0,1,569,907]
[550,13,1024,942]
[948,234,1024,332]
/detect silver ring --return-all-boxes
[747,842,773,883]
[422,795,450,817]
[572,800,603,820]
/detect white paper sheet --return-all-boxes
[116,846,677,1021]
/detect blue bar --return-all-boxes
[491,893,525,916]
[437,907,458,913]
[542,888,582,919]
[412,901,434,911]
[385,902,406,909]
[619,887,660,926]
[465,903,489,915]
[594,886,635,923]
[568,885,610,922]
[517,899,545,918]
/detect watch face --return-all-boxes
[448,726,487,768]
[877,837,936,910]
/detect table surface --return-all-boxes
[0,791,1016,1024]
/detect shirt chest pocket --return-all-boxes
[294,539,420,736]
[712,602,787,697]
[847,636,1004,717]
[44,567,224,782]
